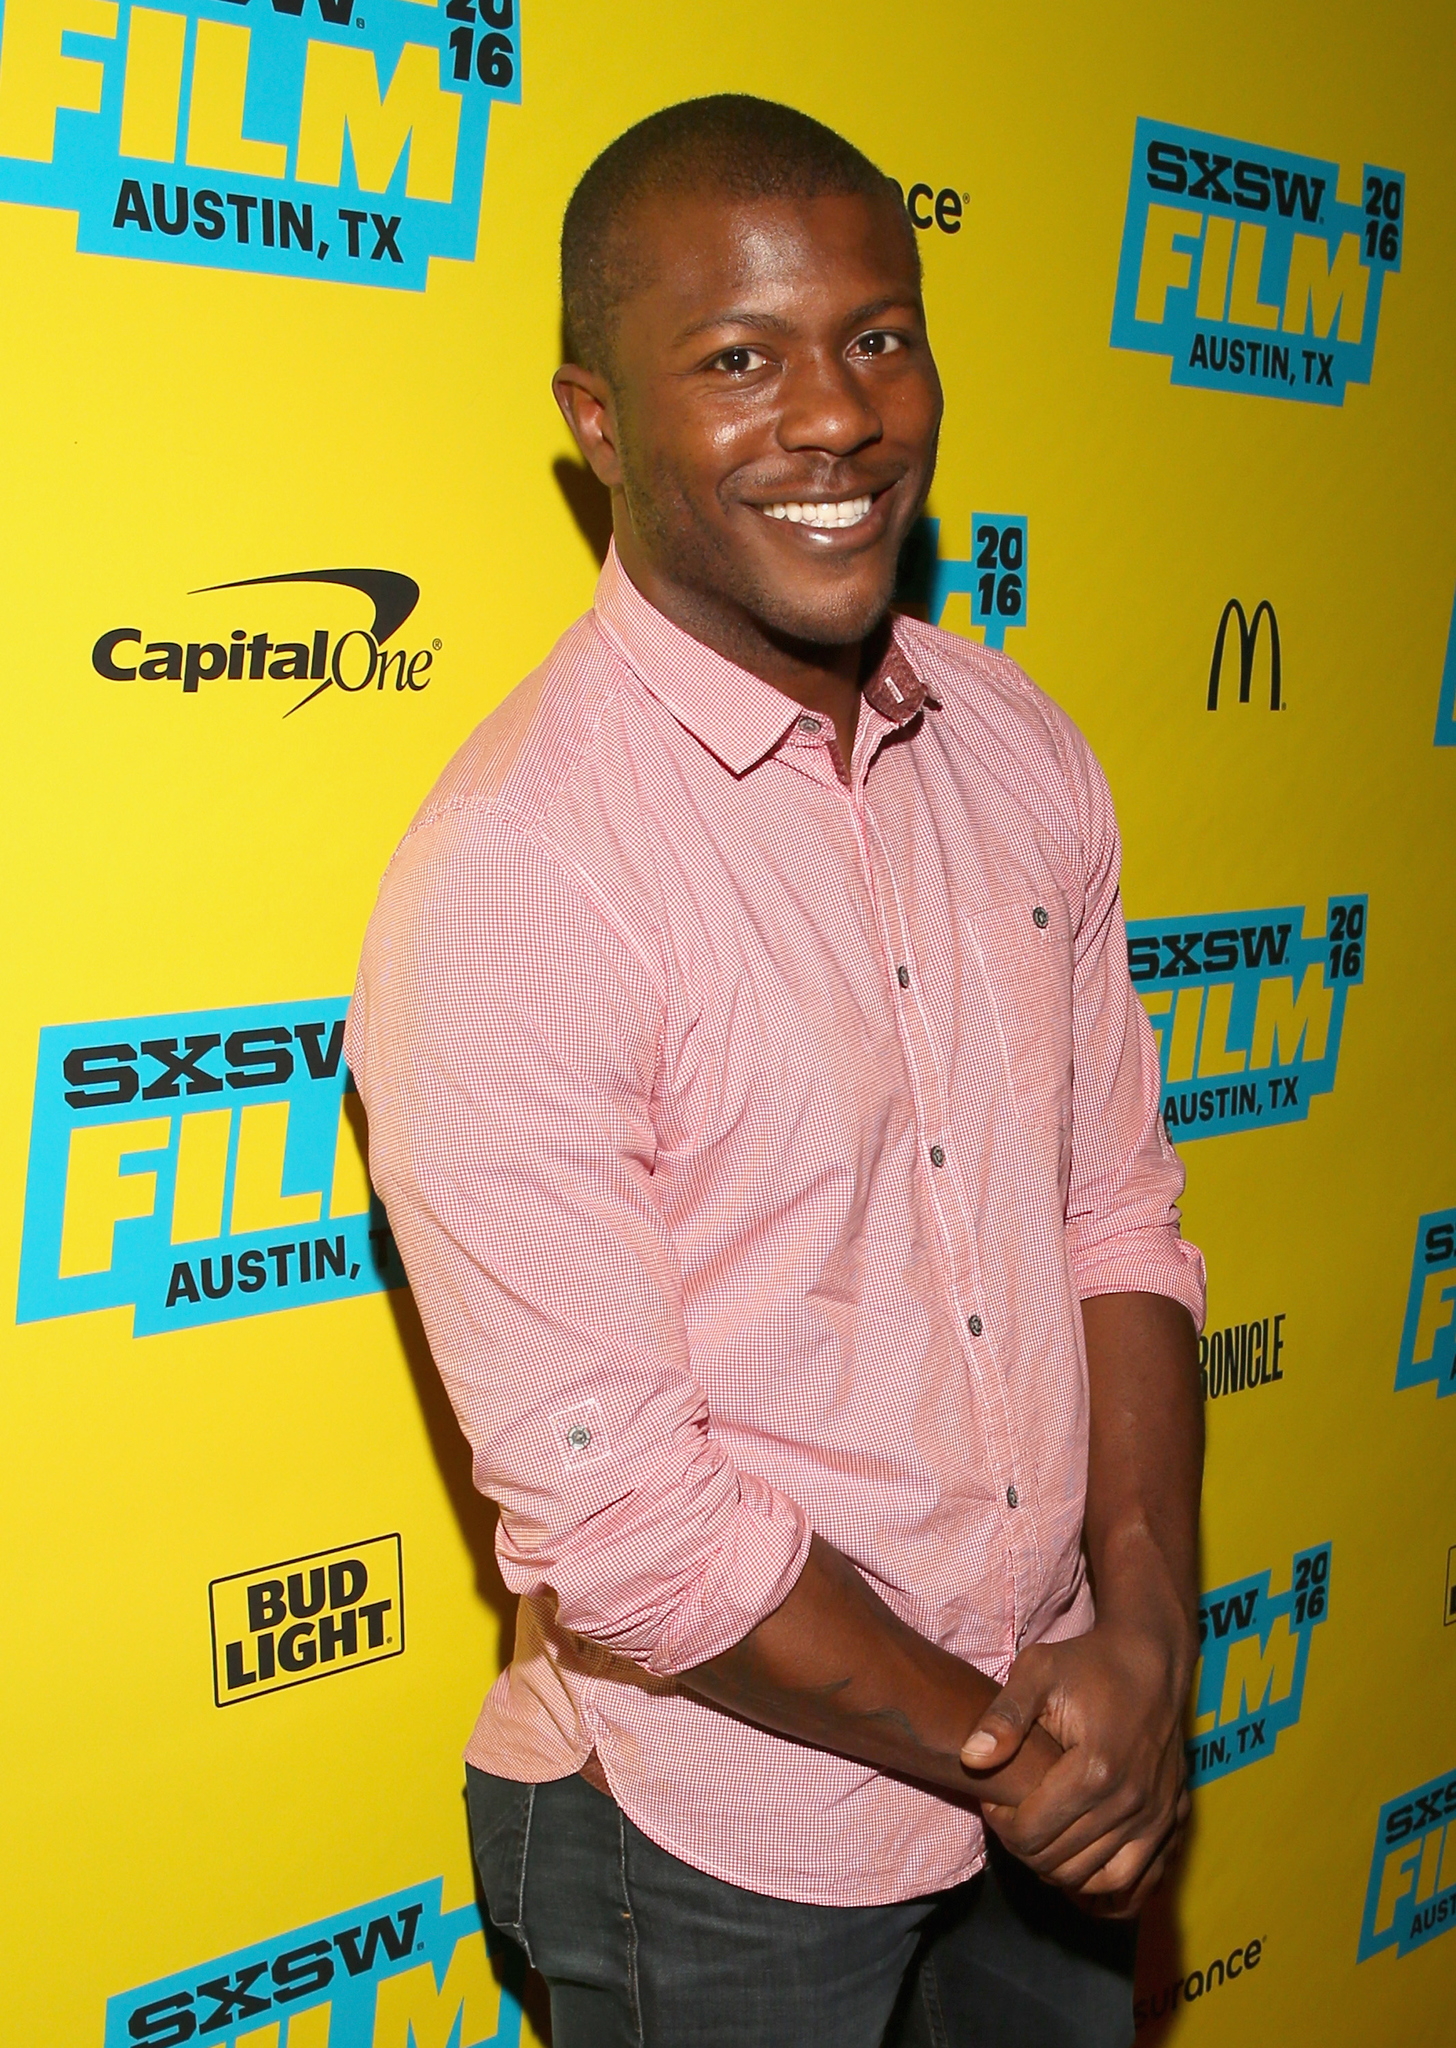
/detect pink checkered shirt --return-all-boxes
[346,545,1205,1906]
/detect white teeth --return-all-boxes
[762,495,874,529]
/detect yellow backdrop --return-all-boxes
[3,2,1453,2041]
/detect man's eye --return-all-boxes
[853,330,905,358]
[711,346,767,375]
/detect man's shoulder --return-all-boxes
[895,616,1115,883]
[895,613,1087,779]
[373,608,667,971]
[405,608,621,847]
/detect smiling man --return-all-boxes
[346,96,1206,2048]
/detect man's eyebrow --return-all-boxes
[672,293,923,349]
[840,295,922,329]
[672,306,795,345]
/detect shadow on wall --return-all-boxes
[381,1279,515,1665]
[381,1277,556,2040]
[1131,1839,1192,2045]
[554,454,613,567]
[552,300,613,572]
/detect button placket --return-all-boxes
[857,781,1038,1635]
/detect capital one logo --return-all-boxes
[92,565,437,713]
[105,1878,521,2046]
[15,997,405,1336]
[1186,1544,1329,1788]
[1111,117,1403,405]
[0,0,520,288]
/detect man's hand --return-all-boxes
[685,1533,1064,1810]
[963,1617,1191,1915]
[961,1289,1204,1917]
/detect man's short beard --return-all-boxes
[616,437,900,651]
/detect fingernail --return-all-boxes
[962,1732,997,1762]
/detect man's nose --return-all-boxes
[776,351,883,458]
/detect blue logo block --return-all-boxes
[1434,587,1456,746]
[967,513,1027,651]
[1187,1545,1329,1788]
[1396,1206,1456,1399]
[104,1877,523,2045]
[903,515,1029,652]
[1111,117,1402,405]
[16,998,405,1336]
[0,0,520,289]
[1359,1768,1456,1962]
[1127,896,1366,1140]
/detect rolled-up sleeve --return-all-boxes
[1055,720,1207,1329]
[345,811,812,1676]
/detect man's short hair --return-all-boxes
[561,94,910,376]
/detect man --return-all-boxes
[346,95,1205,2048]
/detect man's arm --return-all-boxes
[962,1290,1203,1911]
[947,707,1206,1914]
[686,1532,1061,1808]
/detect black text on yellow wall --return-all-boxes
[209,1534,404,1705]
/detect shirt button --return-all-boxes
[897,964,911,988]
[1006,1485,1019,1509]
[929,1145,945,1168]
[566,1426,592,1451]
[797,713,822,733]
[967,1314,983,1337]
[1032,905,1050,929]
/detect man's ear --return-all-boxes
[553,364,623,491]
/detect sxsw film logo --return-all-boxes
[105,1878,520,2046]
[1207,597,1281,710]
[0,0,520,289]
[1128,895,1366,1138]
[15,997,405,1337]
[1186,1543,1329,1788]
[210,1533,403,1704]
[1396,1207,1456,1400]
[92,566,438,715]
[1112,118,1403,405]
[1358,1767,1456,1962]
[898,514,1028,652]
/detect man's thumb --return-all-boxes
[961,1674,1039,1769]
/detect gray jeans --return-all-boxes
[467,1767,1136,2048]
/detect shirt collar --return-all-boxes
[592,542,929,776]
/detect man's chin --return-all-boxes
[751,572,898,652]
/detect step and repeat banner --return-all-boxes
[3,2,1452,2041]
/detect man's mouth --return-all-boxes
[757,494,876,530]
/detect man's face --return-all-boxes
[561,187,942,652]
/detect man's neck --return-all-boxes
[615,540,869,771]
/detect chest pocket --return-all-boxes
[966,894,1074,1133]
